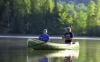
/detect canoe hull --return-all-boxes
[28,39,79,50]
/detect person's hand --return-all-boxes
[66,37,72,40]
[40,37,45,41]
[62,35,65,39]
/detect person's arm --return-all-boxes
[62,33,66,39]
[71,32,74,38]
[38,34,43,41]
[62,35,65,39]
[68,33,74,40]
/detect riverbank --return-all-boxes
[0,35,100,40]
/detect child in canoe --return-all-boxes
[38,29,50,43]
[62,27,74,44]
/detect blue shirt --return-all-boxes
[38,34,50,42]
[38,57,49,62]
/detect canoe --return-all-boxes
[28,39,79,50]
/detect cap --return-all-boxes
[66,27,71,30]
[43,29,47,32]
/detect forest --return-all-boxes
[62,0,96,5]
[0,0,100,36]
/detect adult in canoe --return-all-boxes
[62,27,74,44]
[38,29,50,43]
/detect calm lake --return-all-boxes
[0,36,100,62]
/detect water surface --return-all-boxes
[0,36,100,62]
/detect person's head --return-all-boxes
[66,27,71,32]
[43,29,47,34]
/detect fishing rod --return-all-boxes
[36,17,62,35]
[36,17,64,42]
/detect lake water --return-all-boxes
[0,36,100,62]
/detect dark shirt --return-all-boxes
[64,32,74,43]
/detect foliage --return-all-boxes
[0,0,100,36]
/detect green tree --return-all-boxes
[10,0,31,33]
[86,0,95,36]
[75,3,87,12]
[73,3,87,35]
[75,11,87,35]
[59,3,73,27]
[2,2,10,27]
[94,0,100,36]
[29,0,55,34]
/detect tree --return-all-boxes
[9,0,31,33]
[75,11,87,35]
[59,3,73,26]
[86,0,95,36]
[94,0,100,36]
[0,0,4,18]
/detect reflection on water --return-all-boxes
[78,40,100,62]
[28,50,79,62]
[28,39,100,62]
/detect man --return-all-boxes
[38,29,50,43]
[62,27,74,44]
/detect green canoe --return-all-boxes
[28,39,79,50]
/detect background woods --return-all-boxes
[0,0,100,36]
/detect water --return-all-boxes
[0,38,28,62]
[0,36,100,62]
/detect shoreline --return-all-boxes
[0,35,100,40]
[0,34,99,37]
